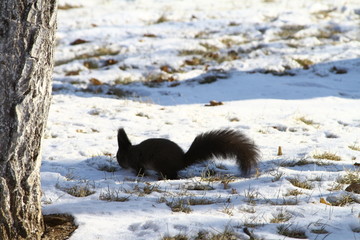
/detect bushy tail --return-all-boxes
[184,129,259,175]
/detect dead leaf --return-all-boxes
[320,197,331,206]
[184,57,202,66]
[160,65,173,73]
[65,70,80,76]
[89,78,102,85]
[70,39,89,45]
[104,59,118,66]
[205,100,223,107]
[143,33,157,38]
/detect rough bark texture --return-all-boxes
[0,0,57,239]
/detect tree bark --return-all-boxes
[0,0,57,239]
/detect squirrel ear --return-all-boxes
[117,128,132,150]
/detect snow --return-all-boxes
[42,0,360,239]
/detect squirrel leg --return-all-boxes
[158,170,178,180]
[136,168,145,177]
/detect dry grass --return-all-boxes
[297,116,317,126]
[331,194,358,207]
[221,203,234,216]
[244,188,259,205]
[349,144,360,151]
[270,211,292,223]
[328,182,344,191]
[58,4,82,10]
[194,228,239,240]
[277,25,305,39]
[279,157,332,167]
[55,47,120,66]
[293,58,314,69]
[277,224,307,239]
[162,234,188,240]
[270,170,284,182]
[179,43,238,65]
[57,183,95,197]
[288,177,313,190]
[220,38,244,48]
[279,157,320,167]
[187,197,216,206]
[178,49,207,56]
[270,198,299,206]
[135,112,150,119]
[240,207,256,214]
[312,9,337,20]
[336,169,360,184]
[200,168,233,182]
[99,186,130,202]
[313,152,341,161]
[311,227,329,235]
[122,182,162,196]
[154,14,169,24]
[199,42,220,52]
[284,189,303,197]
[186,184,214,191]
[166,199,192,213]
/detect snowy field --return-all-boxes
[42,0,360,239]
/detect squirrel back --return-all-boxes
[116,128,259,179]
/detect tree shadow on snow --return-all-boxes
[52,58,360,105]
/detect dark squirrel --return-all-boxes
[116,128,259,179]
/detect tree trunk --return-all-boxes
[0,0,57,239]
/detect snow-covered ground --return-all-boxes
[42,0,360,239]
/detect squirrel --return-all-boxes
[116,128,259,179]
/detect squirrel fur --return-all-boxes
[116,128,259,179]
